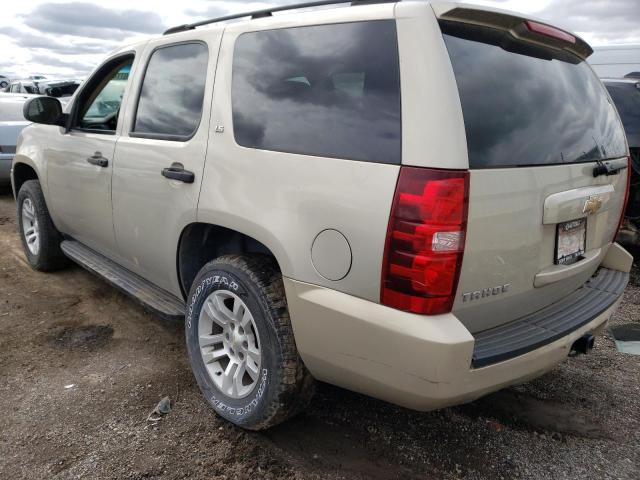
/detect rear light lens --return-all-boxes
[381,167,469,315]
[614,156,631,239]
[525,20,576,44]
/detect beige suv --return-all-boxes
[12,1,633,430]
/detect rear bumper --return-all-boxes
[284,267,627,411]
[0,155,12,185]
[472,268,628,367]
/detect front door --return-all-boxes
[47,54,137,258]
[111,33,220,296]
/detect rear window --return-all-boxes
[441,22,627,168]
[605,82,640,147]
[231,21,401,164]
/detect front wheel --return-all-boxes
[17,179,68,271]
[185,255,314,430]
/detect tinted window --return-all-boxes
[79,61,133,132]
[232,21,401,164]
[133,43,208,138]
[605,82,640,148]
[442,22,627,168]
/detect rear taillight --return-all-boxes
[381,167,469,315]
[524,20,576,44]
[614,156,632,239]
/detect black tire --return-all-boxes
[185,254,314,430]
[17,179,69,271]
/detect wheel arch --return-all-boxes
[177,222,287,298]
[12,161,39,197]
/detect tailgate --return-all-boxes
[437,11,629,333]
[454,163,627,333]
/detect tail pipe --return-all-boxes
[571,334,595,355]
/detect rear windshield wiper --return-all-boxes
[593,159,628,177]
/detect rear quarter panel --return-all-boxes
[395,1,469,169]
[197,6,406,302]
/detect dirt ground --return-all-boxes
[0,187,639,480]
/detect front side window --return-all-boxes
[132,43,209,139]
[232,21,402,164]
[78,60,133,132]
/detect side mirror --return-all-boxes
[23,96,65,126]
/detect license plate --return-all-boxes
[556,218,586,265]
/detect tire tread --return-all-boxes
[195,254,314,430]
[17,179,68,271]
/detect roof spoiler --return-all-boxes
[432,3,593,60]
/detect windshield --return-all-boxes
[441,22,627,168]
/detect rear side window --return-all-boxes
[133,42,208,139]
[441,22,627,168]
[232,21,401,164]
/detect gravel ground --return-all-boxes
[0,187,639,480]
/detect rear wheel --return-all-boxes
[185,254,314,430]
[17,180,68,271]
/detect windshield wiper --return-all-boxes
[593,159,627,177]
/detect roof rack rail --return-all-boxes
[163,0,394,35]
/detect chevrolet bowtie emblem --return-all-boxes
[583,196,603,215]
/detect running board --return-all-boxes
[60,240,185,320]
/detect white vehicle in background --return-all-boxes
[4,79,40,95]
[0,75,9,89]
[589,44,640,78]
[3,78,81,97]
[0,96,30,186]
[0,91,72,186]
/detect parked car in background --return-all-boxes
[0,75,9,89]
[0,96,30,186]
[0,91,72,186]
[39,79,81,98]
[590,45,640,78]
[11,0,633,430]
[3,78,81,98]
[4,79,40,95]
[605,77,640,252]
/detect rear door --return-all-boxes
[111,31,221,296]
[437,16,629,333]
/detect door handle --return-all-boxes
[161,163,195,184]
[87,152,108,167]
